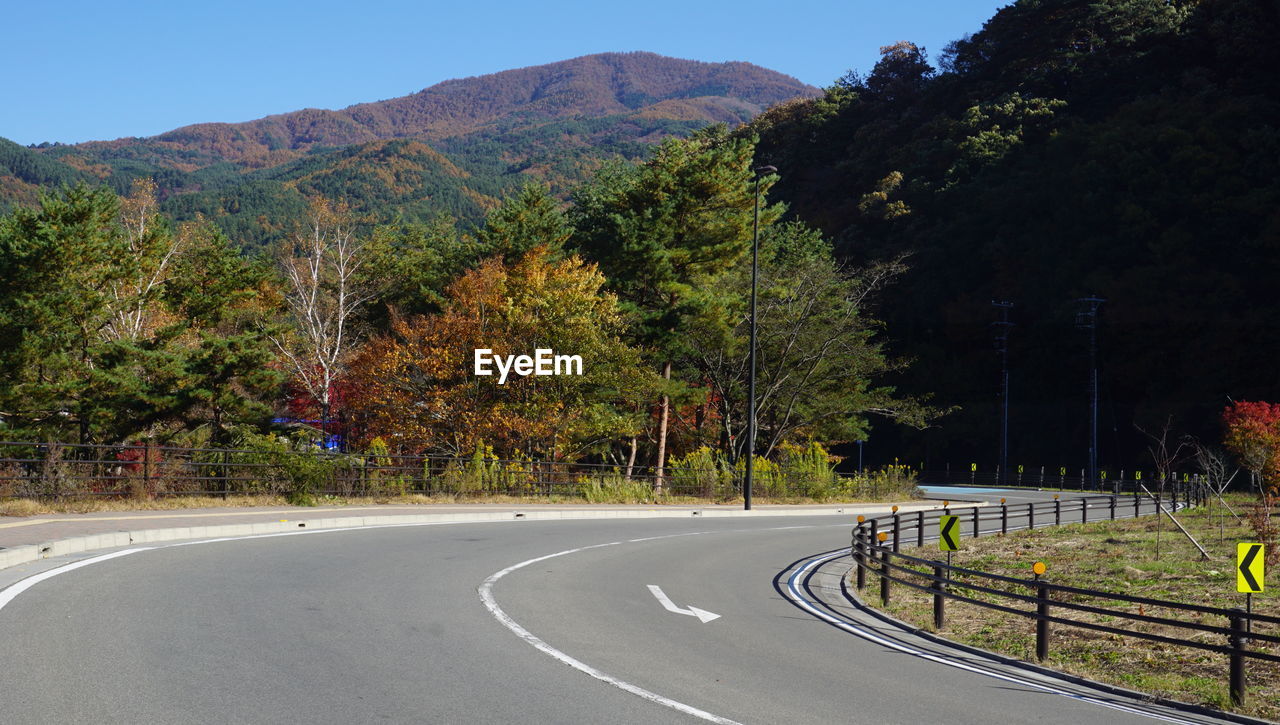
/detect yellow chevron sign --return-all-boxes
[939,515,960,551]
[1238,543,1265,594]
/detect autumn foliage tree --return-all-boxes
[1222,401,1280,562]
[346,246,652,458]
[1223,401,1280,489]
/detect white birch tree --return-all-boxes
[272,199,372,438]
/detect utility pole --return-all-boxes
[992,301,1014,486]
[1075,297,1105,490]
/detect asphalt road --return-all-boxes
[0,488,1246,724]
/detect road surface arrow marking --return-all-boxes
[647,585,720,623]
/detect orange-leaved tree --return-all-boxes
[1222,401,1280,563]
[347,246,653,459]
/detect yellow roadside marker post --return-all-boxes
[878,531,891,604]
[1033,561,1049,660]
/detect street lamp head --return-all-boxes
[754,165,777,177]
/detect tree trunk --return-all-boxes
[624,436,638,481]
[655,360,672,494]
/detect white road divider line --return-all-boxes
[647,584,720,623]
[479,532,742,725]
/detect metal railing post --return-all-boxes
[880,547,891,605]
[855,527,866,590]
[1230,609,1247,706]
[1110,495,1116,520]
[1054,498,1061,526]
[1028,501,1035,530]
[893,514,901,553]
[917,510,925,548]
[1001,504,1008,535]
[932,564,945,629]
[1135,492,1141,518]
[1081,497,1089,524]
[972,506,980,539]
[1036,582,1050,661]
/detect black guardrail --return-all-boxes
[849,492,1277,707]
[919,464,1210,494]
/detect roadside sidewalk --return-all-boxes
[0,500,946,572]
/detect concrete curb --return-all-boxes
[0,502,947,573]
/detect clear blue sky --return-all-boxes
[1,0,1011,146]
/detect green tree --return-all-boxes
[164,221,284,445]
[476,181,572,260]
[572,126,782,488]
[0,184,139,442]
[361,214,480,331]
[685,223,937,461]
[0,186,285,444]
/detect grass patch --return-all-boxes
[867,494,1279,720]
[0,490,918,516]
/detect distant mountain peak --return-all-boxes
[74,52,817,169]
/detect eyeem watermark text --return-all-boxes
[474,348,583,384]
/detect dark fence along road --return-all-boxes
[849,492,1278,707]
[0,440,914,501]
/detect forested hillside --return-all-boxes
[743,0,1280,468]
[1,53,816,248]
[4,3,1275,474]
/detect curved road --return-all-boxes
[0,489,1247,724]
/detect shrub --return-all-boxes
[230,429,353,505]
[669,447,734,497]
[439,442,501,496]
[581,474,661,503]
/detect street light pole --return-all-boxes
[1075,296,1105,490]
[745,164,776,511]
[992,301,1014,486]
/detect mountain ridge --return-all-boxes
[66,52,817,169]
[1,52,817,245]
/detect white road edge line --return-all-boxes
[784,548,1206,725]
[0,547,153,611]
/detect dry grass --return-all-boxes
[0,491,896,517]
[865,495,1279,720]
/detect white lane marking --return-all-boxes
[479,534,742,725]
[783,549,1206,725]
[0,548,152,611]
[647,584,720,623]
